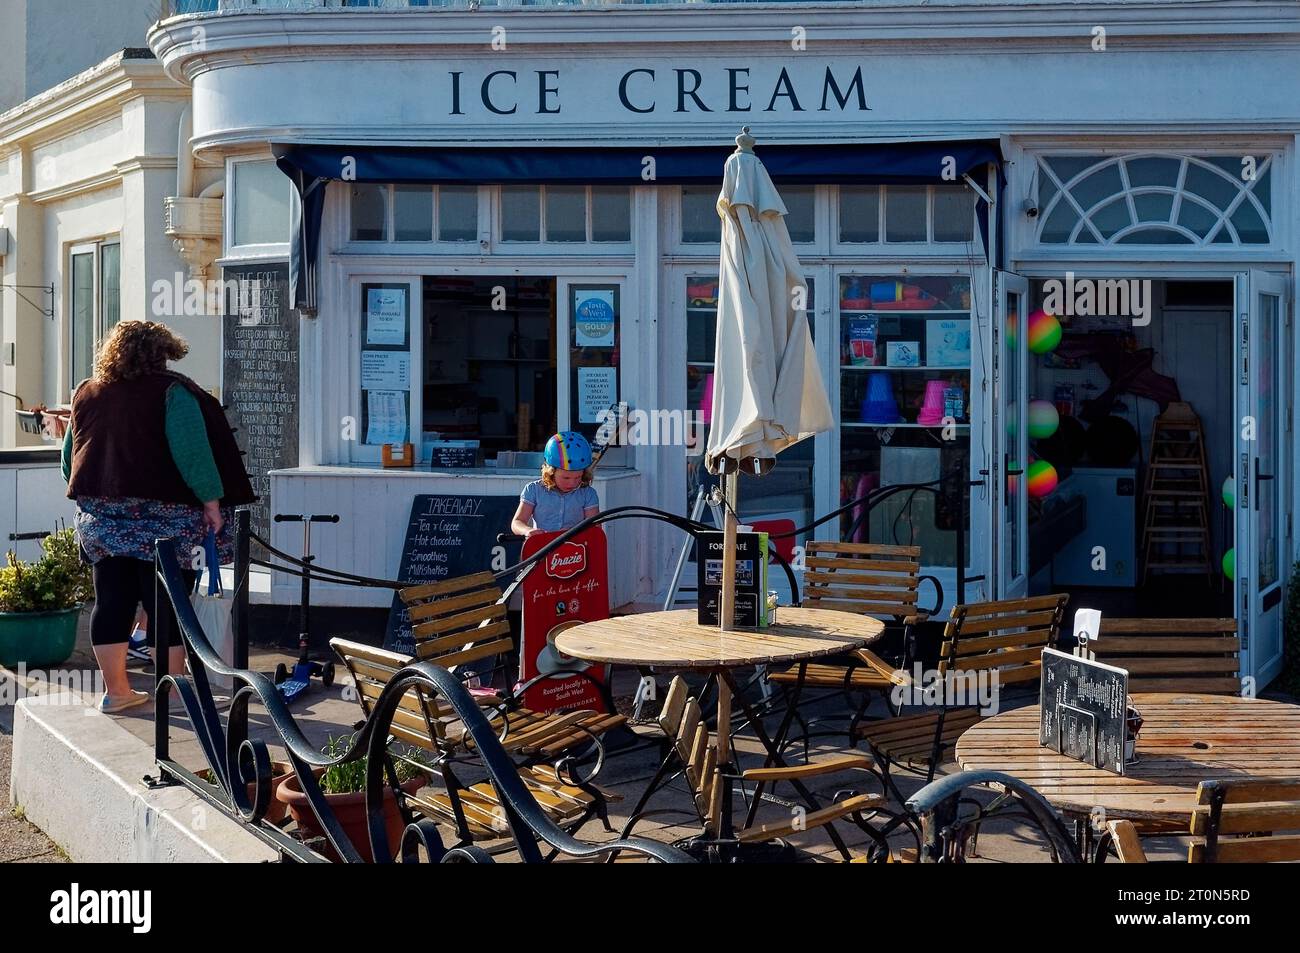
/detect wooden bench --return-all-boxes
[650,675,881,851]
[1108,778,1300,863]
[766,542,930,703]
[331,638,614,844]
[1092,618,1240,695]
[855,593,1070,803]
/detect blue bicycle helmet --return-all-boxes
[544,431,593,471]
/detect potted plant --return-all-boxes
[276,735,429,862]
[0,528,90,668]
[196,760,325,827]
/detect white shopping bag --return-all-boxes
[191,532,234,692]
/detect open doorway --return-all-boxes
[1026,278,1235,618]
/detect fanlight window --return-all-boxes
[1035,153,1274,246]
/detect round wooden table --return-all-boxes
[556,607,885,849]
[956,693,1300,826]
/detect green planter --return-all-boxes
[0,605,82,668]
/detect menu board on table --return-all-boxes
[222,262,299,540]
[383,494,523,655]
[1039,647,1129,776]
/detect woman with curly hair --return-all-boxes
[61,320,255,713]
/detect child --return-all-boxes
[511,431,600,536]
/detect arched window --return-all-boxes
[1035,153,1274,247]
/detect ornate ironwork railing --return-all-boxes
[906,770,1083,863]
[148,537,691,863]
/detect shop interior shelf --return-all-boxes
[840,365,969,372]
[840,309,970,316]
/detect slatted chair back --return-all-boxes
[657,676,723,835]
[939,594,1070,688]
[1093,618,1240,695]
[1189,779,1300,863]
[399,571,514,672]
[802,542,923,621]
[330,638,451,753]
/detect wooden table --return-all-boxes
[555,607,885,851]
[956,693,1300,827]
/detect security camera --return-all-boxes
[1022,198,1039,219]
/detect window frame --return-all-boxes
[225,155,295,260]
[65,236,122,397]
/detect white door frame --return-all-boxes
[1236,268,1292,690]
[992,270,1030,599]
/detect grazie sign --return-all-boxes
[433,64,870,118]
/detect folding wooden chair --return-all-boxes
[391,571,626,758]
[615,675,883,861]
[764,543,938,740]
[855,593,1070,808]
[331,638,617,847]
[1108,778,1300,863]
[1092,618,1241,695]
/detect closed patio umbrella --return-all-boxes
[707,127,833,633]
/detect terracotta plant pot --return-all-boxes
[197,761,324,827]
[276,772,426,863]
[0,605,81,668]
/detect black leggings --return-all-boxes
[90,556,196,649]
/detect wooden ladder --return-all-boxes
[1140,402,1212,584]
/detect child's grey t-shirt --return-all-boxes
[520,480,599,532]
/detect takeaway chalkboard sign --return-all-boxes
[1039,647,1129,776]
[383,494,522,655]
[222,262,299,540]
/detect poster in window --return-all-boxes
[573,289,617,348]
[361,351,410,390]
[577,366,617,423]
[366,287,407,346]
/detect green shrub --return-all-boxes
[39,527,92,604]
[316,734,429,795]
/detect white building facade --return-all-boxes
[148,1,1300,687]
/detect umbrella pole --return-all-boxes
[720,469,738,633]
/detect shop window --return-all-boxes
[68,239,121,391]
[501,185,631,244]
[438,186,478,241]
[419,276,556,461]
[393,185,433,242]
[231,159,292,248]
[685,273,816,528]
[350,184,388,242]
[680,184,815,245]
[1035,153,1275,246]
[838,184,975,246]
[836,273,972,567]
[838,186,880,243]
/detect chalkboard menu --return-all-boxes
[222,262,299,540]
[383,494,522,655]
[1039,647,1129,775]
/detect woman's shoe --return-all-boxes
[97,690,149,714]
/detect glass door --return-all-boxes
[1236,270,1290,690]
[994,271,1029,599]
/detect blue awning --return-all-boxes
[274,139,1003,312]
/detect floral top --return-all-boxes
[75,497,235,569]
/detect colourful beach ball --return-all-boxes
[1221,476,1235,509]
[1027,400,1060,439]
[1006,460,1020,495]
[1026,458,1059,498]
[1027,309,1063,354]
[1222,547,1236,580]
[1006,312,1018,351]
